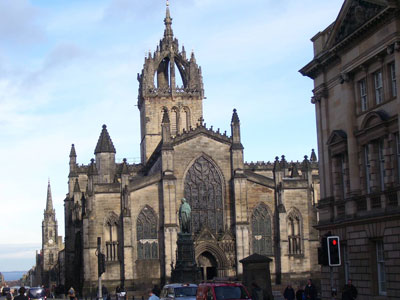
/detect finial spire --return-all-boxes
[46,179,53,212]
[94,124,116,154]
[164,0,173,40]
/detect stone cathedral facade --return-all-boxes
[64,5,320,295]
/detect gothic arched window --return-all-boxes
[251,204,273,256]
[104,213,119,261]
[184,156,223,235]
[181,107,190,132]
[287,209,302,255]
[171,108,178,136]
[137,206,158,259]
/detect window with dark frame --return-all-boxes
[340,154,347,199]
[364,145,371,194]
[378,139,386,191]
[106,222,119,261]
[287,210,302,255]
[390,62,397,98]
[374,71,383,104]
[397,133,400,183]
[376,241,386,295]
[359,78,368,112]
[251,204,273,256]
[137,206,158,260]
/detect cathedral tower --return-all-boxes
[137,3,204,163]
[42,180,59,284]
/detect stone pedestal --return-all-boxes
[171,233,201,283]
[240,254,273,300]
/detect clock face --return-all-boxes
[48,239,54,244]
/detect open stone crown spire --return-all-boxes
[137,3,204,104]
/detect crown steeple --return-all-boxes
[137,2,204,164]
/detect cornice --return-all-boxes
[301,7,396,79]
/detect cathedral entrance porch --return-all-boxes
[197,251,218,280]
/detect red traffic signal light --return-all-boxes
[327,236,341,266]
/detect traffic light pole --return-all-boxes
[97,237,102,300]
[330,266,335,300]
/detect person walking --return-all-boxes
[148,289,159,300]
[68,287,75,300]
[304,279,317,300]
[6,291,13,300]
[283,284,295,300]
[295,286,304,300]
[102,285,109,300]
[342,279,357,300]
[13,287,28,300]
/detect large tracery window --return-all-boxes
[287,209,302,255]
[184,156,223,235]
[137,206,158,260]
[251,204,273,256]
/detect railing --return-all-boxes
[356,195,367,211]
[385,189,399,207]
[370,194,382,209]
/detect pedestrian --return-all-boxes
[6,292,13,300]
[68,287,75,300]
[304,279,317,300]
[13,287,28,300]
[102,285,109,300]
[342,279,357,300]
[152,285,161,297]
[148,289,159,300]
[283,284,295,300]
[251,282,262,300]
[295,286,304,300]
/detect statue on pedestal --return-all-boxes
[179,198,191,234]
[172,197,200,283]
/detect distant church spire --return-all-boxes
[164,0,173,41]
[46,179,53,212]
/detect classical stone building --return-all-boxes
[64,5,320,295]
[301,0,400,299]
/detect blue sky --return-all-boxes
[0,0,344,272]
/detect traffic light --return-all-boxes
[318,235,328,266]
[327,236,341,266]
[98,252,106,276]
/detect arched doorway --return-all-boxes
[197,251,218,280]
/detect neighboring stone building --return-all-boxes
[301,0,400,299]
[64,4,320,295]
[36,181,64,289]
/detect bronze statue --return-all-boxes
[179,198,191,233]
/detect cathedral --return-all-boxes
[64,4,320,295]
